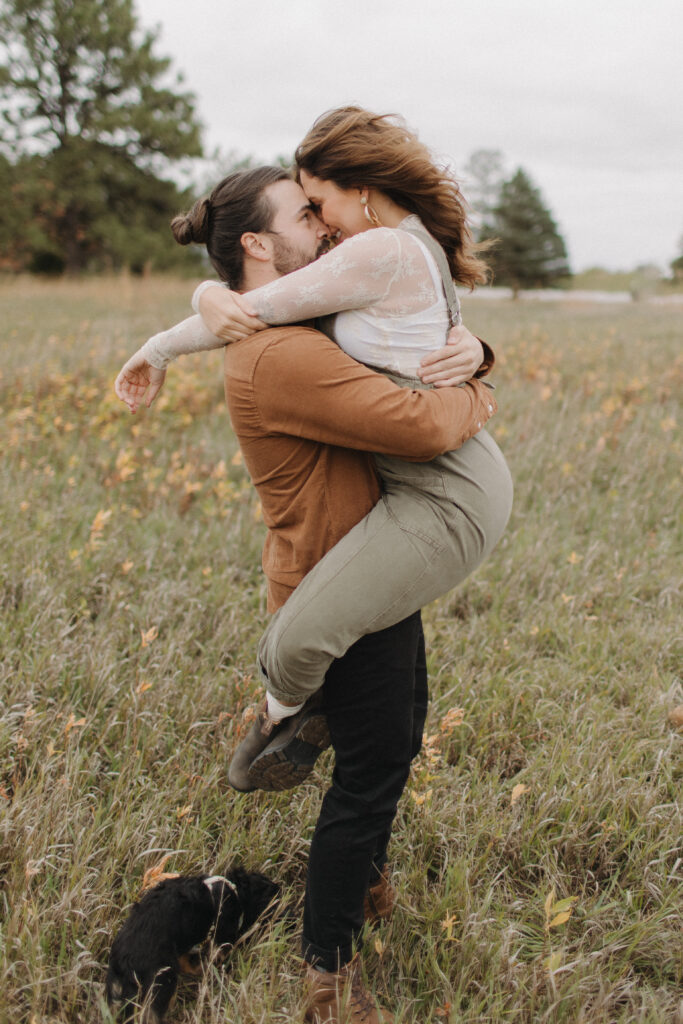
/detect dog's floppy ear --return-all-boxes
[249,872,280,907]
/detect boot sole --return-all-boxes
[247,712,331,791]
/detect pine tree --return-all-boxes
[482,168,570,293]
[0,0,203,272]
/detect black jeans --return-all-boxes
[302,611,427,970]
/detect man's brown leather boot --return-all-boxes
[304,955,394,1023]
[363,865,395,926]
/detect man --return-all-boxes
[116,166,494,1023]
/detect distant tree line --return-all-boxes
[464,151,683,290]
[0,0,203,275]
[1,2,679,285]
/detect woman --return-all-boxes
[116,107,513,786]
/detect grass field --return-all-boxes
[1,276,681,1023]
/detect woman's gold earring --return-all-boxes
[360,195,381,227]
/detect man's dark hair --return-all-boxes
[171,166,291,289]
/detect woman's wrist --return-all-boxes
[139,333,174,370]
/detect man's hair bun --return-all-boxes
[171,197,210,245]
[168,165,290,287]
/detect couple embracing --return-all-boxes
[116,106,513,1023]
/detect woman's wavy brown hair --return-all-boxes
[295,106,489,289]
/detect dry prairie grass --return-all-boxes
[1,277,681,1023]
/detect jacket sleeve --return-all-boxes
[250,328,496,461]
[474,337,496,377]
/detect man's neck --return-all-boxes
[240,260,282,293]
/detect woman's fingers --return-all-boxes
[144,367,166,407]
[198,287,266,341]
[114,358,165,412]
[232,292,262,320]
[115,368,141,410]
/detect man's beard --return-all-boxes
[272,235,332,276]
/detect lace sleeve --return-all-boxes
[138,314,224,370]
[243,229,406,323]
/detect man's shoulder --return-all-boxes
[224,324,337,376]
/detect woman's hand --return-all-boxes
[418,325,485,387]
[115,352,166,413]
[198,286,268,342]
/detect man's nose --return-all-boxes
[311,212,329,234]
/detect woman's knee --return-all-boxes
[278,625,318,681]
[261,618,325,702]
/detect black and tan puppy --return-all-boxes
[106,867,279,1023]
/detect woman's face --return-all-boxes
[299,171,369,242]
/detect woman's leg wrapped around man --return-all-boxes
[259,431,512,705]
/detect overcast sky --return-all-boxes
[136,0,683,272]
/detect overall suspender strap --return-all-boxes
[401,224,462,328]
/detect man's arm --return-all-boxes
[251,328,496,461]
[419,329,494,386]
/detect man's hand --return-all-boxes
[115,352,166,413]
[418,324,485,388]
[198,286,268,342]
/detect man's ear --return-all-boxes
[241,232,272,263]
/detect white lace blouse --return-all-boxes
[141,216,460,377]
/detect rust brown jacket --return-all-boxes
[224,326,496,611]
